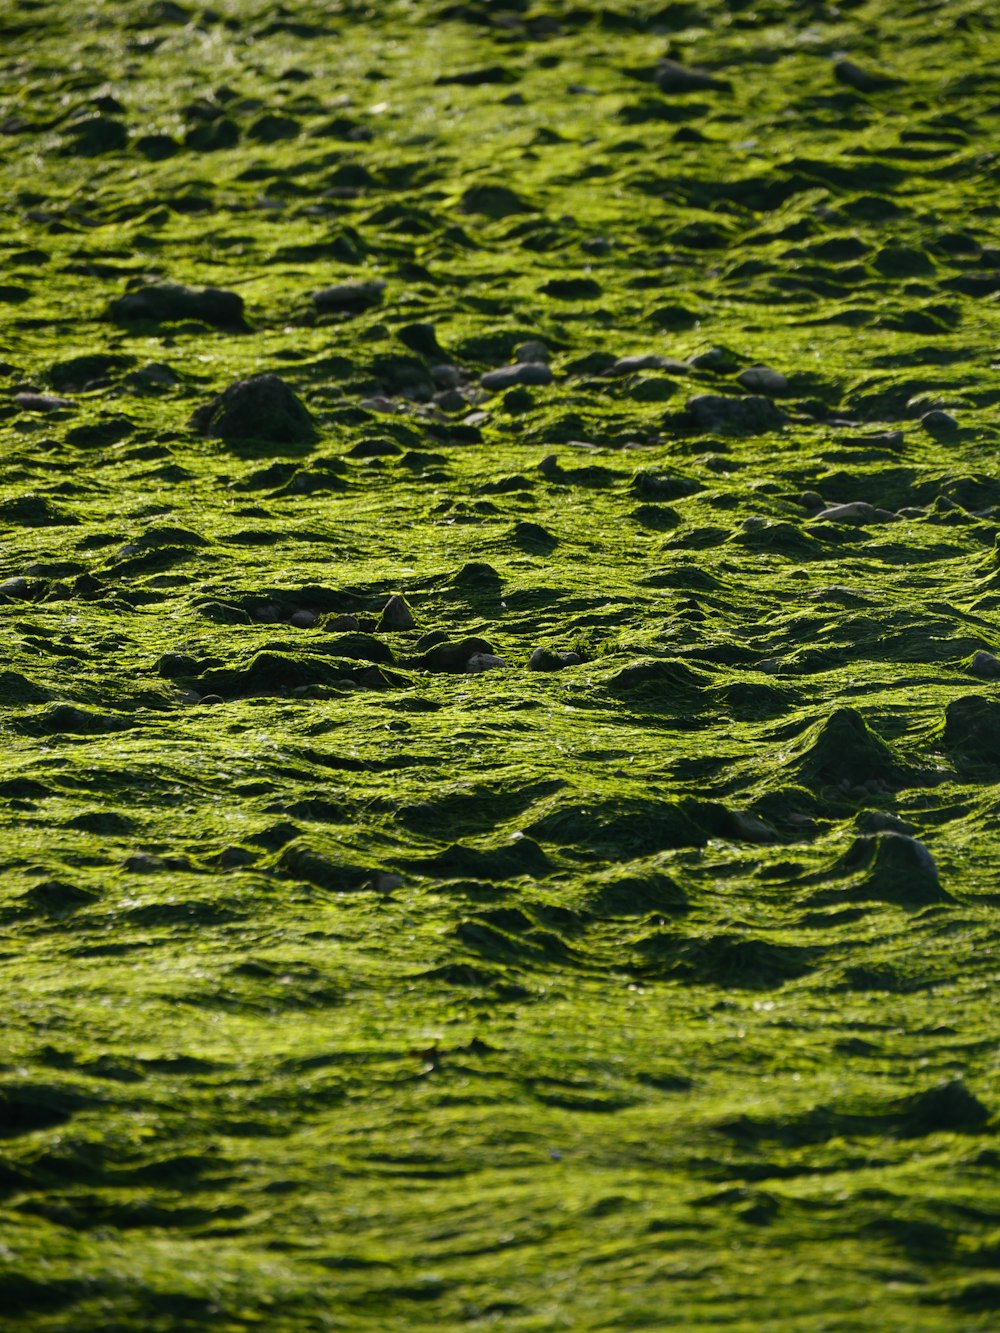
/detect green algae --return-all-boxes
[1,0,1000,1328]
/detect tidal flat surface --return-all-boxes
[1,1,999,1328]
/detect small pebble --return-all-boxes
[254,603,282,622]
[921,409,959,436]
[14,392,75,412]
[737,366,789,394]
[799,491,825,510]
[480,363,553,392]
[289,609,318,629]
[430,364,463,389]
[514,340,550,364]
[0,576,30,597]
[970,650,1000,680]
[329,614,360,631]
[466,653,506,673]
[378,594,415,631]
[815,501,898,524]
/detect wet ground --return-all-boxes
[1,1,999,1328]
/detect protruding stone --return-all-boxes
[815,501,898,525]
[189,374,317,444]
[737,366,789,395]
[466,652,506,673]
[378,594,415,631]
[289,609,318,629]
[834,59,899,93]
[921,409,959,437]
[481,362,553,391]
[656,58,731,93]
[109,281,247,330]
[311,280,385,314]
[969,650,1000,680]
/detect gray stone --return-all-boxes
[969,650,1000,680]
[480,362,553,392]
[466,652,506,673]
[682,393,786,434]
[815,501,898,524]
[289,609,318,628]
[14,392,75,412]
[514,340,550,364]
[190,374,317,444]
[378,594,415,631]
[109,281,247,330]
[311,280,385,313]
[921,409,959,436]
[737,366,789,394]
[656,58,730,93]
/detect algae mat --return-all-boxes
[2,0,1000,1328]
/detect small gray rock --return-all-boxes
[921,409,959,436]
[329,614,360,632]
[466,652,506,673]
[834,58,899,93]
[430,364,463,389]
[0,576,31,597]
[289,609,318,629]
[611,354,689,375]
[815,501,898,524]
[737,366,789,394]
[682,393,786,434]
[312,280,385,313]
[14,392,75,412]
[514,340,550,364]
[527,647,580,671]
[656,58,730,93]
[970,650,1000,680]
[481,362,553,392]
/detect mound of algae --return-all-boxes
[1,1,999,1328]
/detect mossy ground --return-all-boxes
[1,1,999,1328]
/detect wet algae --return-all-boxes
[1,0,1000,1328]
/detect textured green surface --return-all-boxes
[1,1,999,1328]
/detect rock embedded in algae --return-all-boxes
[108,280,248,330]
[378,595,416,631]
[480,362,553,391]
[189,374,318,445]
[679,393,786,434]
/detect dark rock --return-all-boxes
[921,409,959,437]
[135,133,180,160]
[460,184,532,218]
[655,58,730,93]
[109,281,247,331]
[944,695,1000,765]
[378,594,415,631]
[834,59,899,93]
[679,394,787,434]
[481,363,553,391]
[48,354,135,392]
[13,392,75,413]
[184,117,239,151]
[61,114,127,156]
[688,346,743,372]
[189,374,318,444]
[835,832,950,906]
[247,113,300,142]
[416,637,496,672]
[312,280,385,314]
[797,707,905,789]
